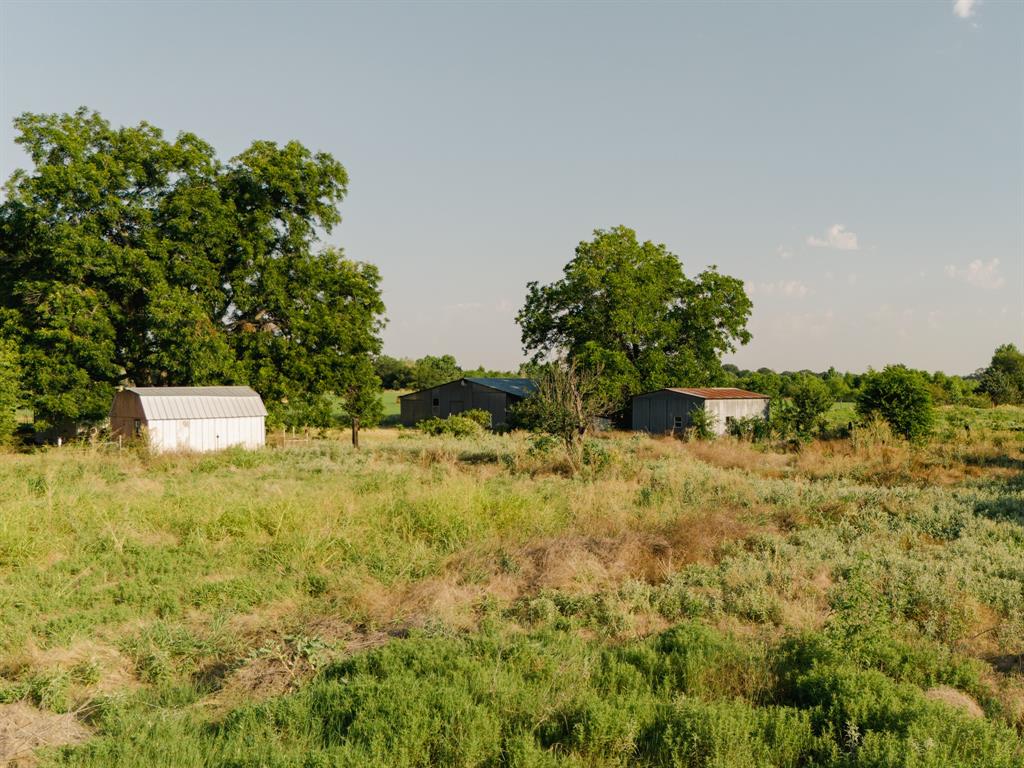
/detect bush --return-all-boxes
[417,415,483,437]
[857,366,935,441]
[787,375,835,438]
[687,407,717,440]
[460,408,492,429]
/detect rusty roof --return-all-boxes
[664,387,769,400]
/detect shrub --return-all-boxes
[460,408,492,429]
[687,407,717,440]
[787,375,835,438]
[857,366,935,441]
[417,415,483,437]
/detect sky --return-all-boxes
[1,0,1021,375]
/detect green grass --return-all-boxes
[0,408,1020,766]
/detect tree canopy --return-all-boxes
[516,226,752,406]
[0,109,384,427]
[978,343,1024,405]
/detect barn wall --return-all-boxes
[400,380,515,426]
[631,391,703,434]
[704,399,769,435]
[146,416,265,453]
[109,392,145,442]
[632,392,769,436]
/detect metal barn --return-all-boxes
[631,387,769,436]
[400,377,537,427]
[109,386,267,453]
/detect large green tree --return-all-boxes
[978,343,1024,405]
[0,336,20,444]
[0,109,383,427]
[517,226,752,405]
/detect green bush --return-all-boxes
[687,407,717,440]
[857,366,935,441]
[417,415,483,437]
[460,408,493,429]
[788,375,835,438]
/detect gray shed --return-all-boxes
[400,377,537,427]
[110,386,267,453]
[631,387,769,436]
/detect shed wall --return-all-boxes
[146,416,265,453]
[400,380,516,426]
[632,391,769,436]
[632,391,703,434]
[704,399,770,435]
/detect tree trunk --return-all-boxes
[351,417,359,448]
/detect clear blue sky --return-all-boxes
[2,0,1021,374]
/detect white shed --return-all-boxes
[109,386,267,453]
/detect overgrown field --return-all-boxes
[0,408,1022,766]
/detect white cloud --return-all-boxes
[776,245,793,261]
[953,0,977,19]
[943,258,1004,290]
[806,224,859,251]
[746,279,810,298]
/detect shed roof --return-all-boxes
[664,387,769,400]
[464,377,538,398]
[124,386,268,420]
[400,377,538,399]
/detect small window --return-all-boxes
[673,416,684,429]
[133,419,141,436]
[432,398,440,407]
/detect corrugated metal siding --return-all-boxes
[399,379,523,427]
[147,416,265,452]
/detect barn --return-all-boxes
[400,377,537,427]
[631,387,769,436]
[109,386,267,453]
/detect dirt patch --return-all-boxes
[0,703,90,766]
[923,686,984,718]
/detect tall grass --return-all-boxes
[0,409,1020,765]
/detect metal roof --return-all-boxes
[125,386,268,420]
[399,377,538,399]
[464,377,538,398]
[664,387,769,400]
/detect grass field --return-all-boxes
[0,407,1021,765]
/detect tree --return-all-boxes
[410,355,461,390]
[517,226,752,408]
[857,366,935,441]
[787,375,835,438]
[337,357,384,448]
[0,109,382,428]
[0,336,20,444]
[978,343,1024,405]
[511,360,614,471]
[374,355,414,390]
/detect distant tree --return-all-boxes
[857,366,935,441]
[511,360,614,472]
[0,336,20,444]
[337,357,384,448]
[741,370,783,400]
[787,375,835,437]
[0,108,380,429]
[978,343,1024,405]
[517,226,752,408]
[410,355,461,390]
[374,355,414,390]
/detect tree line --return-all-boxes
[1,109,1021,446]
